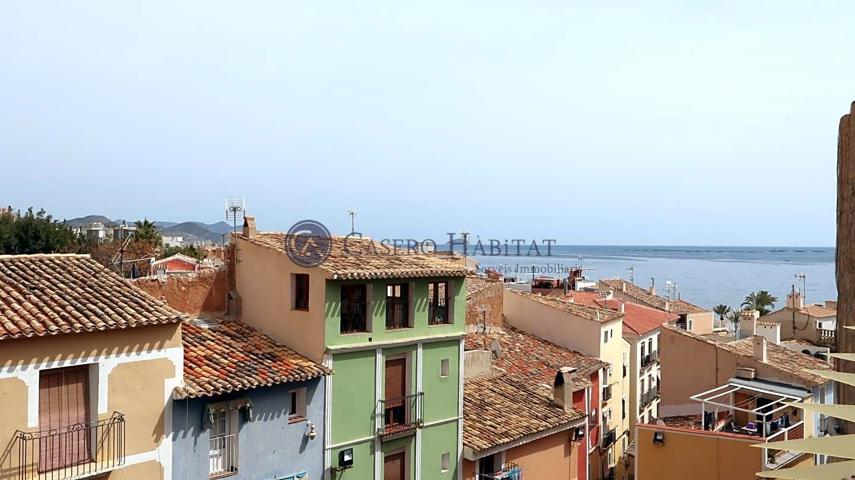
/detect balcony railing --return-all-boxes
[477,462,522,479]
[15,412,125,480]
[341,302,368,334]
[385,299,410,330]
[817,328,836,346]
[428,304,449,325]
[641,388,659,409]
[209,433,238,478]
[602,385,612,403]
[602,429,616,449]
[377,392,424,439]
[764,421,805,469]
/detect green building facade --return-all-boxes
[324,278,465,480]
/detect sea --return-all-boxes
[471,246,837,310]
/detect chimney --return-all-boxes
[649,277,656,296]
[753,336,767,363]
[553,367,577,411]
[786,289,805,310]
[242,216,256,238]
[619,302,625,314]
[621,282,627,293]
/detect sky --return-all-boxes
[0,1,852,246]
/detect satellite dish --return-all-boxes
[490,339,502,360]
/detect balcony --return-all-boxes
[641,388,659,408]
[477,462,522,479]
[377,392,424,439]
[15,412,126,480]
[601,429,616,449]
[602,385,613,403]
[209,433,238,478]
[817,328,836,347]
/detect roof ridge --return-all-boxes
[0,253,91,259]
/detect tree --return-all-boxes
[727,308,743,333]
[133,218,161,244]
[713,304,731,320]
[742,290,778,316]
[0,207,79,254]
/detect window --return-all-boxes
[209,408,239,477]
[428,281,450,325]
[341,284,368,333]
[386,284,410,329]
[293,273,310,310]
[818,322,823,329]
[39,366,91,472]
[687,319,694,331]
[603,330,609,343]
[441,452,451,472]
[440,359,450,377]
[289,388,307,423]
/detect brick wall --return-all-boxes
[466,278,504,327]
[132,267,228,317]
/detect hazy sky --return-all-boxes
[1,1,851,245]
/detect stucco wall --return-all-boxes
[635,426,762,480]
[234,238,327,362]
[506,430,579,480]
[172,379,325,480]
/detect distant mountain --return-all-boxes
[64,215,230,244]
[205,221,233,235]
[64,215,115,228]
[159,222,224,243]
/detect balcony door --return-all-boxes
[38,366,91,472]
[384,358,407,428]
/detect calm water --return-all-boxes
[472,246,836,310]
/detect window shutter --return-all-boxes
[384,452,405,480]
[38,366,90,471]
[385,359,406,401]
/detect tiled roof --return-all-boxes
[175,320,332,399]
[598,278,707,314]
[726,337,831,386]
[568,292,678,336]
[507,289,623,323]
[464,373,585,454]
[465,327,607,391]
[0,254,186,340]
[243,233,467,280]
[802,305,836,318]
[663,324,831,387]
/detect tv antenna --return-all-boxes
[795,272,807,300]
[626,267,635,283]
[225,196,246,235]
[347,209,356,234]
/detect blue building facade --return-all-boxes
[172,379,325,480]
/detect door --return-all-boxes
[384,451,406,480]
[384,358,407,427]
[38,366,91,472]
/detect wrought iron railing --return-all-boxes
[641,388,659,408]
[428,304,449,325]
[341,302,368,333]
[209,433,238,478]
[602,385,612,403]
[15,412,125,479]
[385,299,410,330]
[377,392,424,438]
[602,429,616,449]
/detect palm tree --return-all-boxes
[742,290,778,316]
[727,308,743,333]
[133,218,161,244]
[713,304,731,321]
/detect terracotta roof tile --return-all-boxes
[243,233,467,280]
[568,292,678,336]
[466,275,500,298]
[0,254,185,340]
[507,289,623,323]
[465,327,607,391]
[464,373,585,454]
[802,305,836,318]
[175,320,332,399]
[598,278,707,314]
